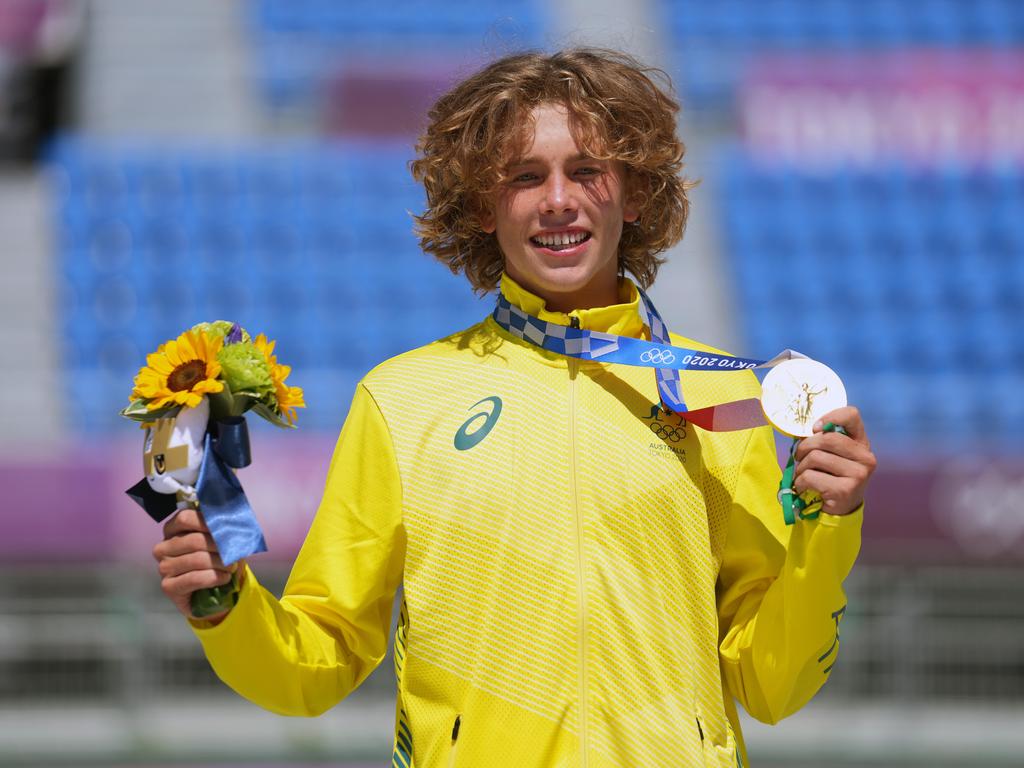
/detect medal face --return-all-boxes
[761,358,847,437]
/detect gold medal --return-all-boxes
[761,358,847,438]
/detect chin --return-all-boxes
[535,268,597,292]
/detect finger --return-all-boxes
[812,406,868,444]
[153,531,219,561]
[161,568,234,600]
[794,430,874,464]
[795,448,872,483]
[157,549,229,579]
[162,507,210,538]
[792,468,863,511]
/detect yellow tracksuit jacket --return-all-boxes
[192,275,862,767]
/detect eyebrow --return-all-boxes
[508,153,597,167]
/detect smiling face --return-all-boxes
[481,103,639,313]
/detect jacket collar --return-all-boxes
[498,273,648,340]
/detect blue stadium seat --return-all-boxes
[660,0,1024,107]
[720,148,1024,452]
[989,374,1024,437]
[247,0,548,109]
[49,139,488,432]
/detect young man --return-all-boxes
[155,49,876,767]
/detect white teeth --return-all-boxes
[535,231,587,247]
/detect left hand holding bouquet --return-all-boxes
[121,321,304,618]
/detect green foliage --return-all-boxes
[120,399,182,423]
[251,400,297,429]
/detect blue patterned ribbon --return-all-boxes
[493,287,803,432]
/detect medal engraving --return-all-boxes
[761,358,847,437]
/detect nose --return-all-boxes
[539,173,577,216]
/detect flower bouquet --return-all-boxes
[121,321,304,617]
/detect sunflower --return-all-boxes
[131,330,225,410]
[253,333,305,425]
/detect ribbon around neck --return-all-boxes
[125,417,267,566]
[492,288,805,432]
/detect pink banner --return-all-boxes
[860,458,1024,564]
[740,51,1024,168]
[323,58,463,137]
[6,438,1023,566]
[2,434,336,565]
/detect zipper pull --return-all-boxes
[567,316,582,377]
[451,714,462,742]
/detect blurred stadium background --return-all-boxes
[1,0,1022,766]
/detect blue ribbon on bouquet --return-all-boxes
[125,417,267,566]
[492,286,803,432]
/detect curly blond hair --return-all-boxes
[410,48,692,294]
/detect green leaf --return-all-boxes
[121,399,150,417]
[119,400,181,423]
[251,400,296,429]
[207,383,237,422]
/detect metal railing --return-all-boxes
[2,562,1023,705]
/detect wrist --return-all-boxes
[824,500,864,517]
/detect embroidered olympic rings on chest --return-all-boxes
[649,422,685,442]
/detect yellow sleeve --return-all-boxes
[716,425,862,724]
[189,383,406,716]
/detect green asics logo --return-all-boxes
[454,396,502,451]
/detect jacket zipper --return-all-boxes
[447,714,461,768]
[568,315,588,767]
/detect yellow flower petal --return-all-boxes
[193,379,224,395]
[129,328,225,411]
[176,390,202,409]
[180,333,199,362]
[250,332,303,425]
[146,353,174,374]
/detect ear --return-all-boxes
[479,210,496,234]
[622,170,641,224]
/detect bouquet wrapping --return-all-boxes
[121,321,304,616]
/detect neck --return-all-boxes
[543,291,617,313]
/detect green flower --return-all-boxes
[191,320,251,344]
[216,341,273,397]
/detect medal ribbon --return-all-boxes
[493,287,805,432]
[777,421,847,525]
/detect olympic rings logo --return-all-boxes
[649,422,684,443]
[639,348,676,365]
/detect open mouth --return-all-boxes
[530,230,591,251]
